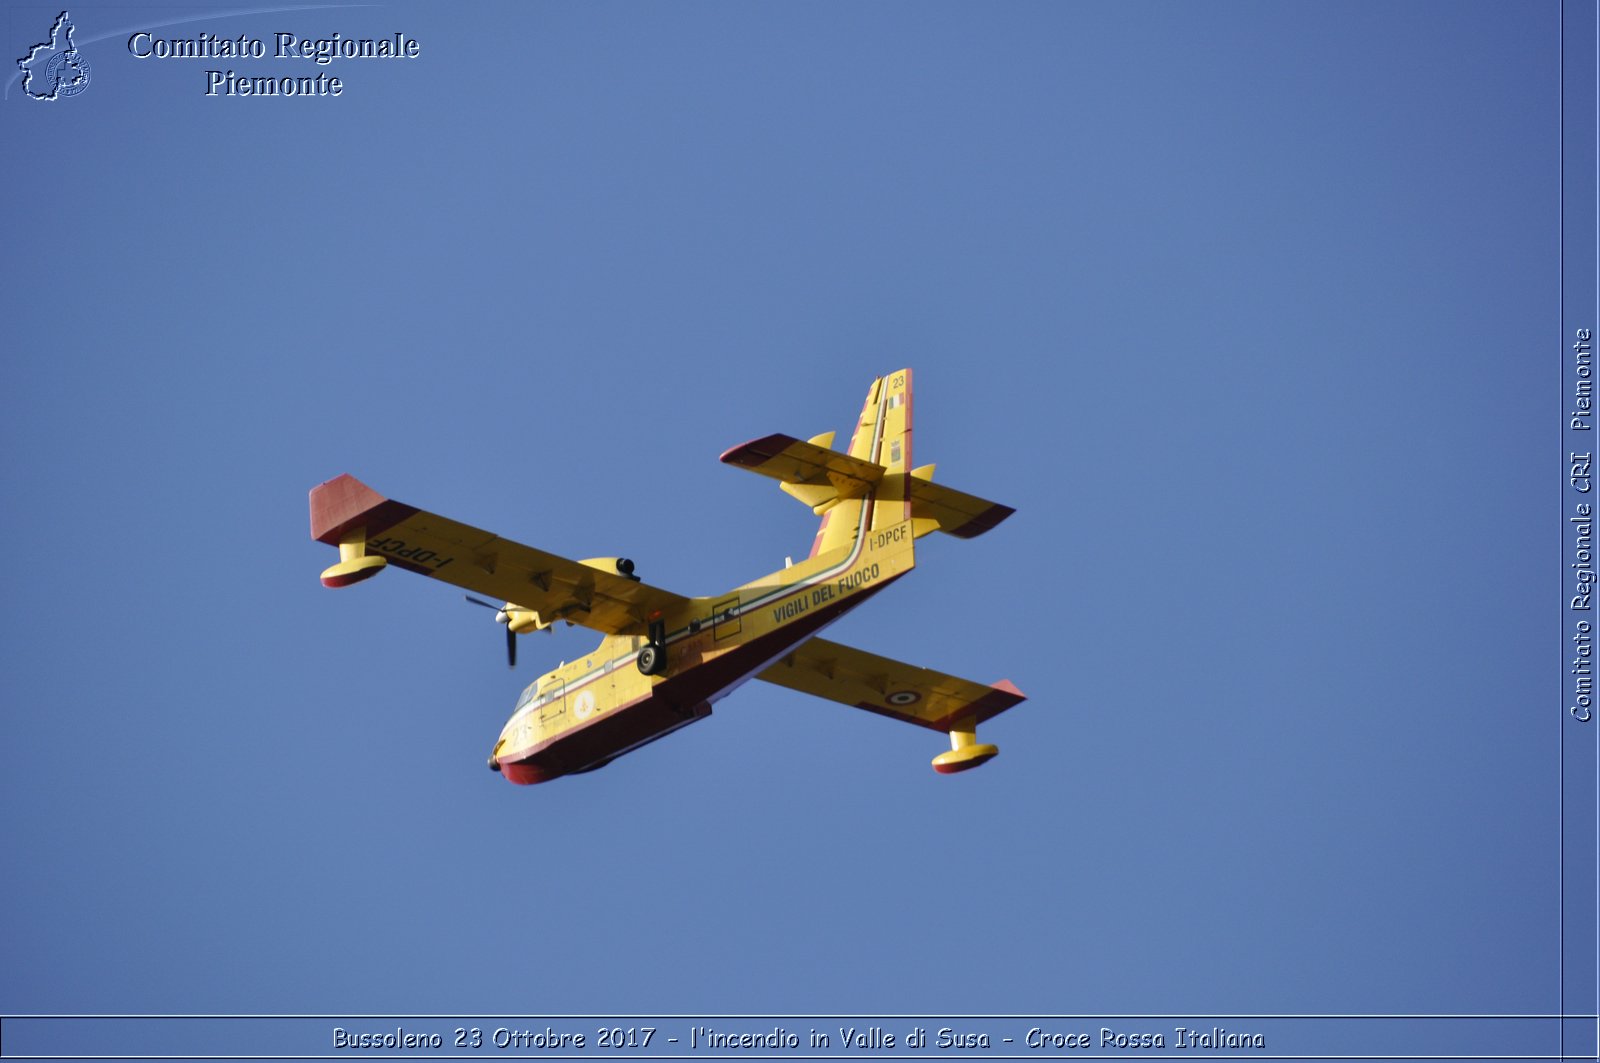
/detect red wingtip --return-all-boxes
[308,474,416,545]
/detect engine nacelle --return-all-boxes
[502,604,550,634]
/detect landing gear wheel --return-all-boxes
[637,642,667,676]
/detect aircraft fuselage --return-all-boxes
[489,510,912,783]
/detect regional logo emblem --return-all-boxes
[18,11,91,101]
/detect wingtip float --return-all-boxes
[309,368,1027,784]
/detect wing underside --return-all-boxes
[756,636,1025,732]
[310,474,691,635]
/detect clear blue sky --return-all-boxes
[0,0,1568,1037]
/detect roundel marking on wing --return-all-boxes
[886,690,921,706]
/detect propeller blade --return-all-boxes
[466,595,517,666]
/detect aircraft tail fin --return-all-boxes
[809,369,912,556]
[719,368,1013,555]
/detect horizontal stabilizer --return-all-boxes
[720,434,885,498]
[908,475,1014,539]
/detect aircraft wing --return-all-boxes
[720,433,885,498]
[309,474,690,636]
[756,636,1025,732]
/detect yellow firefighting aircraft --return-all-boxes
[309,369,1024,784]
